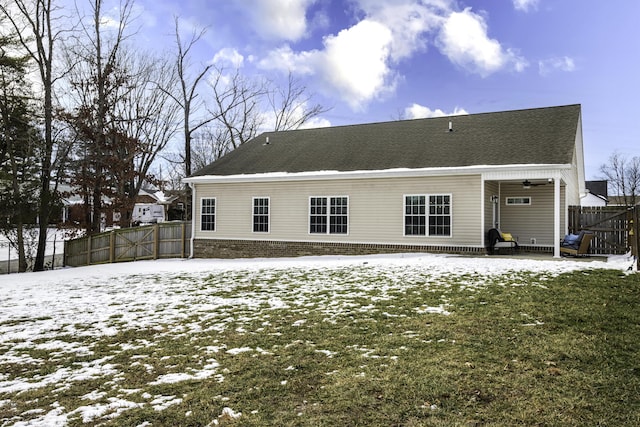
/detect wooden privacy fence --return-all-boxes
[64,222,191,267]
[568,205,638,256]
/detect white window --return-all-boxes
[404,195,426,236]
[309,196,348,234]
[506,196,531,205]
[201,198,216,231]
[253,197,269,233]
[404,194,452,237]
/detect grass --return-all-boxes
[1,264,640,426]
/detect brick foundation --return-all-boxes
[192,239,499,259]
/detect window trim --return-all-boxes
[200,197,216,232]
[403,193,452,238]
[252,196,270,233]
[403,194,426,237]
[506,196,531,206]
[428,194,452,237]
[308,196,349,235]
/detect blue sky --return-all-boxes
[107,0,638,179]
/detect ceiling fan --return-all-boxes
[522,179,547,189]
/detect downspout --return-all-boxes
[481,176,485,249]
[188,182,196,259]
[554,177,561,258]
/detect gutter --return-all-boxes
[184,163,574,185]
[188,182,195,259]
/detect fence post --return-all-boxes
[86,235,92,266]
[634,206,639,271]
[109,231,115,263]
[568,206,577,234]
[181,222,186,258]
[154,223,160,260]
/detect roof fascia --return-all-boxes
[183,164,573,184]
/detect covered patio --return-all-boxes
[482,167,583,257]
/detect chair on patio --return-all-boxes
[486,228,518,254]
[560,231,594,257]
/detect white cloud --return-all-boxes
[299,116,331,129]
[131,3,157,29]
[436,8,528,76]
[319,20,395,110]
[404,103,468,119]
[258,101,331,132]
[259,20,396,111]
[213,48,245,68]
[538,56,576,76]
[354,0,450,61]
[258,45,316,75]
[513,0,540,12]
[99,16,120,29]
[239,0,314,41]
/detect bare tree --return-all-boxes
[0,0,67,270]
[184,69,329,173]
[170,17,216,178]
[269,72,330,131]
[190,124,231,171]
[600,152,640,207]
[112,50,181,224]
[209,66,267,150]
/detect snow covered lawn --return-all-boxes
[0,253,638,426]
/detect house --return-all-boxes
[184,104,586,258]
[57,184,178,229]
[581,180,608,206]
[57,182,115,228]
[608,195,640,207]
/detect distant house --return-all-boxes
[608,195,640,207]
[57,182,114,227]
[184,104,586,258]
[58,184,178,229]
[581,180,608,206]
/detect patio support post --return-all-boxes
[554,178,561,257]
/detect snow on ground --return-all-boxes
[0,252,634,425]
[0,251,633,286]
[0,229,67,263]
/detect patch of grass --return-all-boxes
[2,267,640,426]
[0,316,53,327]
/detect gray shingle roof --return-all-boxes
[190,104,581,177]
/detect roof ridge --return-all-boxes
[260,103,582,135]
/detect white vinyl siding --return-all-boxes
[192,175,481,246]
[500,182,565,245]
